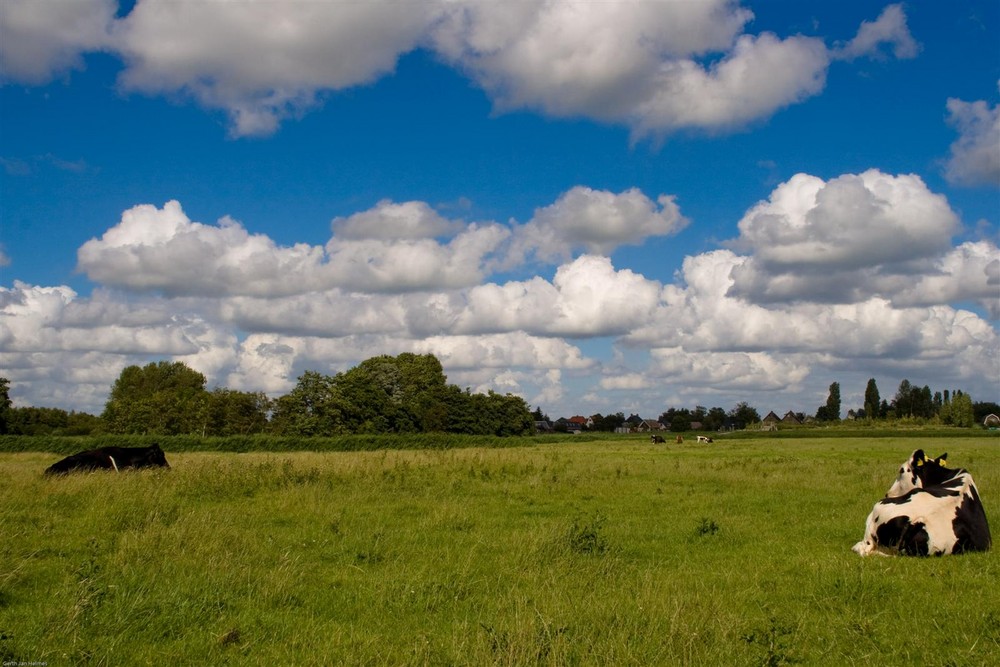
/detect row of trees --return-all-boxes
[0,355,535,437]
[850,378,987,426]
[1,369,995,437]
[534,402,762,433]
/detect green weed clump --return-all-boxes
[0,437,997,664]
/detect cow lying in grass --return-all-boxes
[852,449,991,556]
[45,444,170,475]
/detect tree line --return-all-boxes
[0,354,535,437]
[1,369,995,438]
[534,380,995,435]
[854,378,990,427]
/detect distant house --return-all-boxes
[569,415,591,430]
[781,411,802,425]
[534,420,553,433]
[636,419,664,432]
[985,414,1000,429]
[762,411,781,425]
[689,421,704,431]
[554,417,573,432]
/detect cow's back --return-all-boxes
[951,478,991,553]
[45,444,169,475]
[44,449,113,475]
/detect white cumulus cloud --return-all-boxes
[112,0,435,136]
[77,199,511,296]
[77,201,329,297]
[728,170,960,303]
[0,0,116,83]
[508,186,687,264]
[1,1,920,138]
[833,3,920,61]
[456,255,663,337]
[944,93,1000,187]
[634,32,830,136]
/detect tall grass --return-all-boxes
[0,433,617,455]
[1,437,997,665]
[3,426,992,456]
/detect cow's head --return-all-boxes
[885,449,948,497]
[142,444,170,469]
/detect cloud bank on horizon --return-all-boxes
[1,0,998,417]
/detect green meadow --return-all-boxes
[1,436,998,665]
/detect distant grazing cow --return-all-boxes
[650,435,665,444]
[675,435,683,444]
[696,435,714,443]
[45,444,170,475]
[852,450,991,556]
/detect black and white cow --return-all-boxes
[45,444,170,475]
[852,449,991,556]
[650,435,665,444]
[696,435,714,443]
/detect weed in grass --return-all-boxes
[696,517,720,537]
[218,627,241,647]
[480,619,569,664]
[565,512,609,556]
[355,531,387,565]
[741,616,800,666]
[0,631,23,663]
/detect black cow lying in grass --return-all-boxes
[45,444,170,475]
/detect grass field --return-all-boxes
[1,436,998,665]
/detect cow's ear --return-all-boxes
[913,450,926,466]
[936,454,948,467]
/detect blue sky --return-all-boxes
[1,0,998,419]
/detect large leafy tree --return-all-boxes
[0,377,10,435]
[704,407,728,432]
[729,402,760,428]
[202,388,271,436]
[863,378,880,420]
[335,353,450,433]
[940,390,975,427]
[816,382,841,421]
[102,361,208,434]
[891,380,936,419]
[270,371,346,436]
[892,379,914,418]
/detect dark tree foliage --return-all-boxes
[336,353,450,433]
[892,379,914,417]
[589,412,625,432]
[891,380,936,419]
[269,371,346,436]
[974,402,1000,423]
[816,382,841,421]
[532,406,550,422]
[658,407,692,432]
[863,378,880,420]
[102,361,209,435]
[3,406,102,436]
[268,354,534,437]
[704,407,728,432]
[729,401,760,426]
[0,377,10,435]
[941,391,975,426]
[202,388,271,436]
